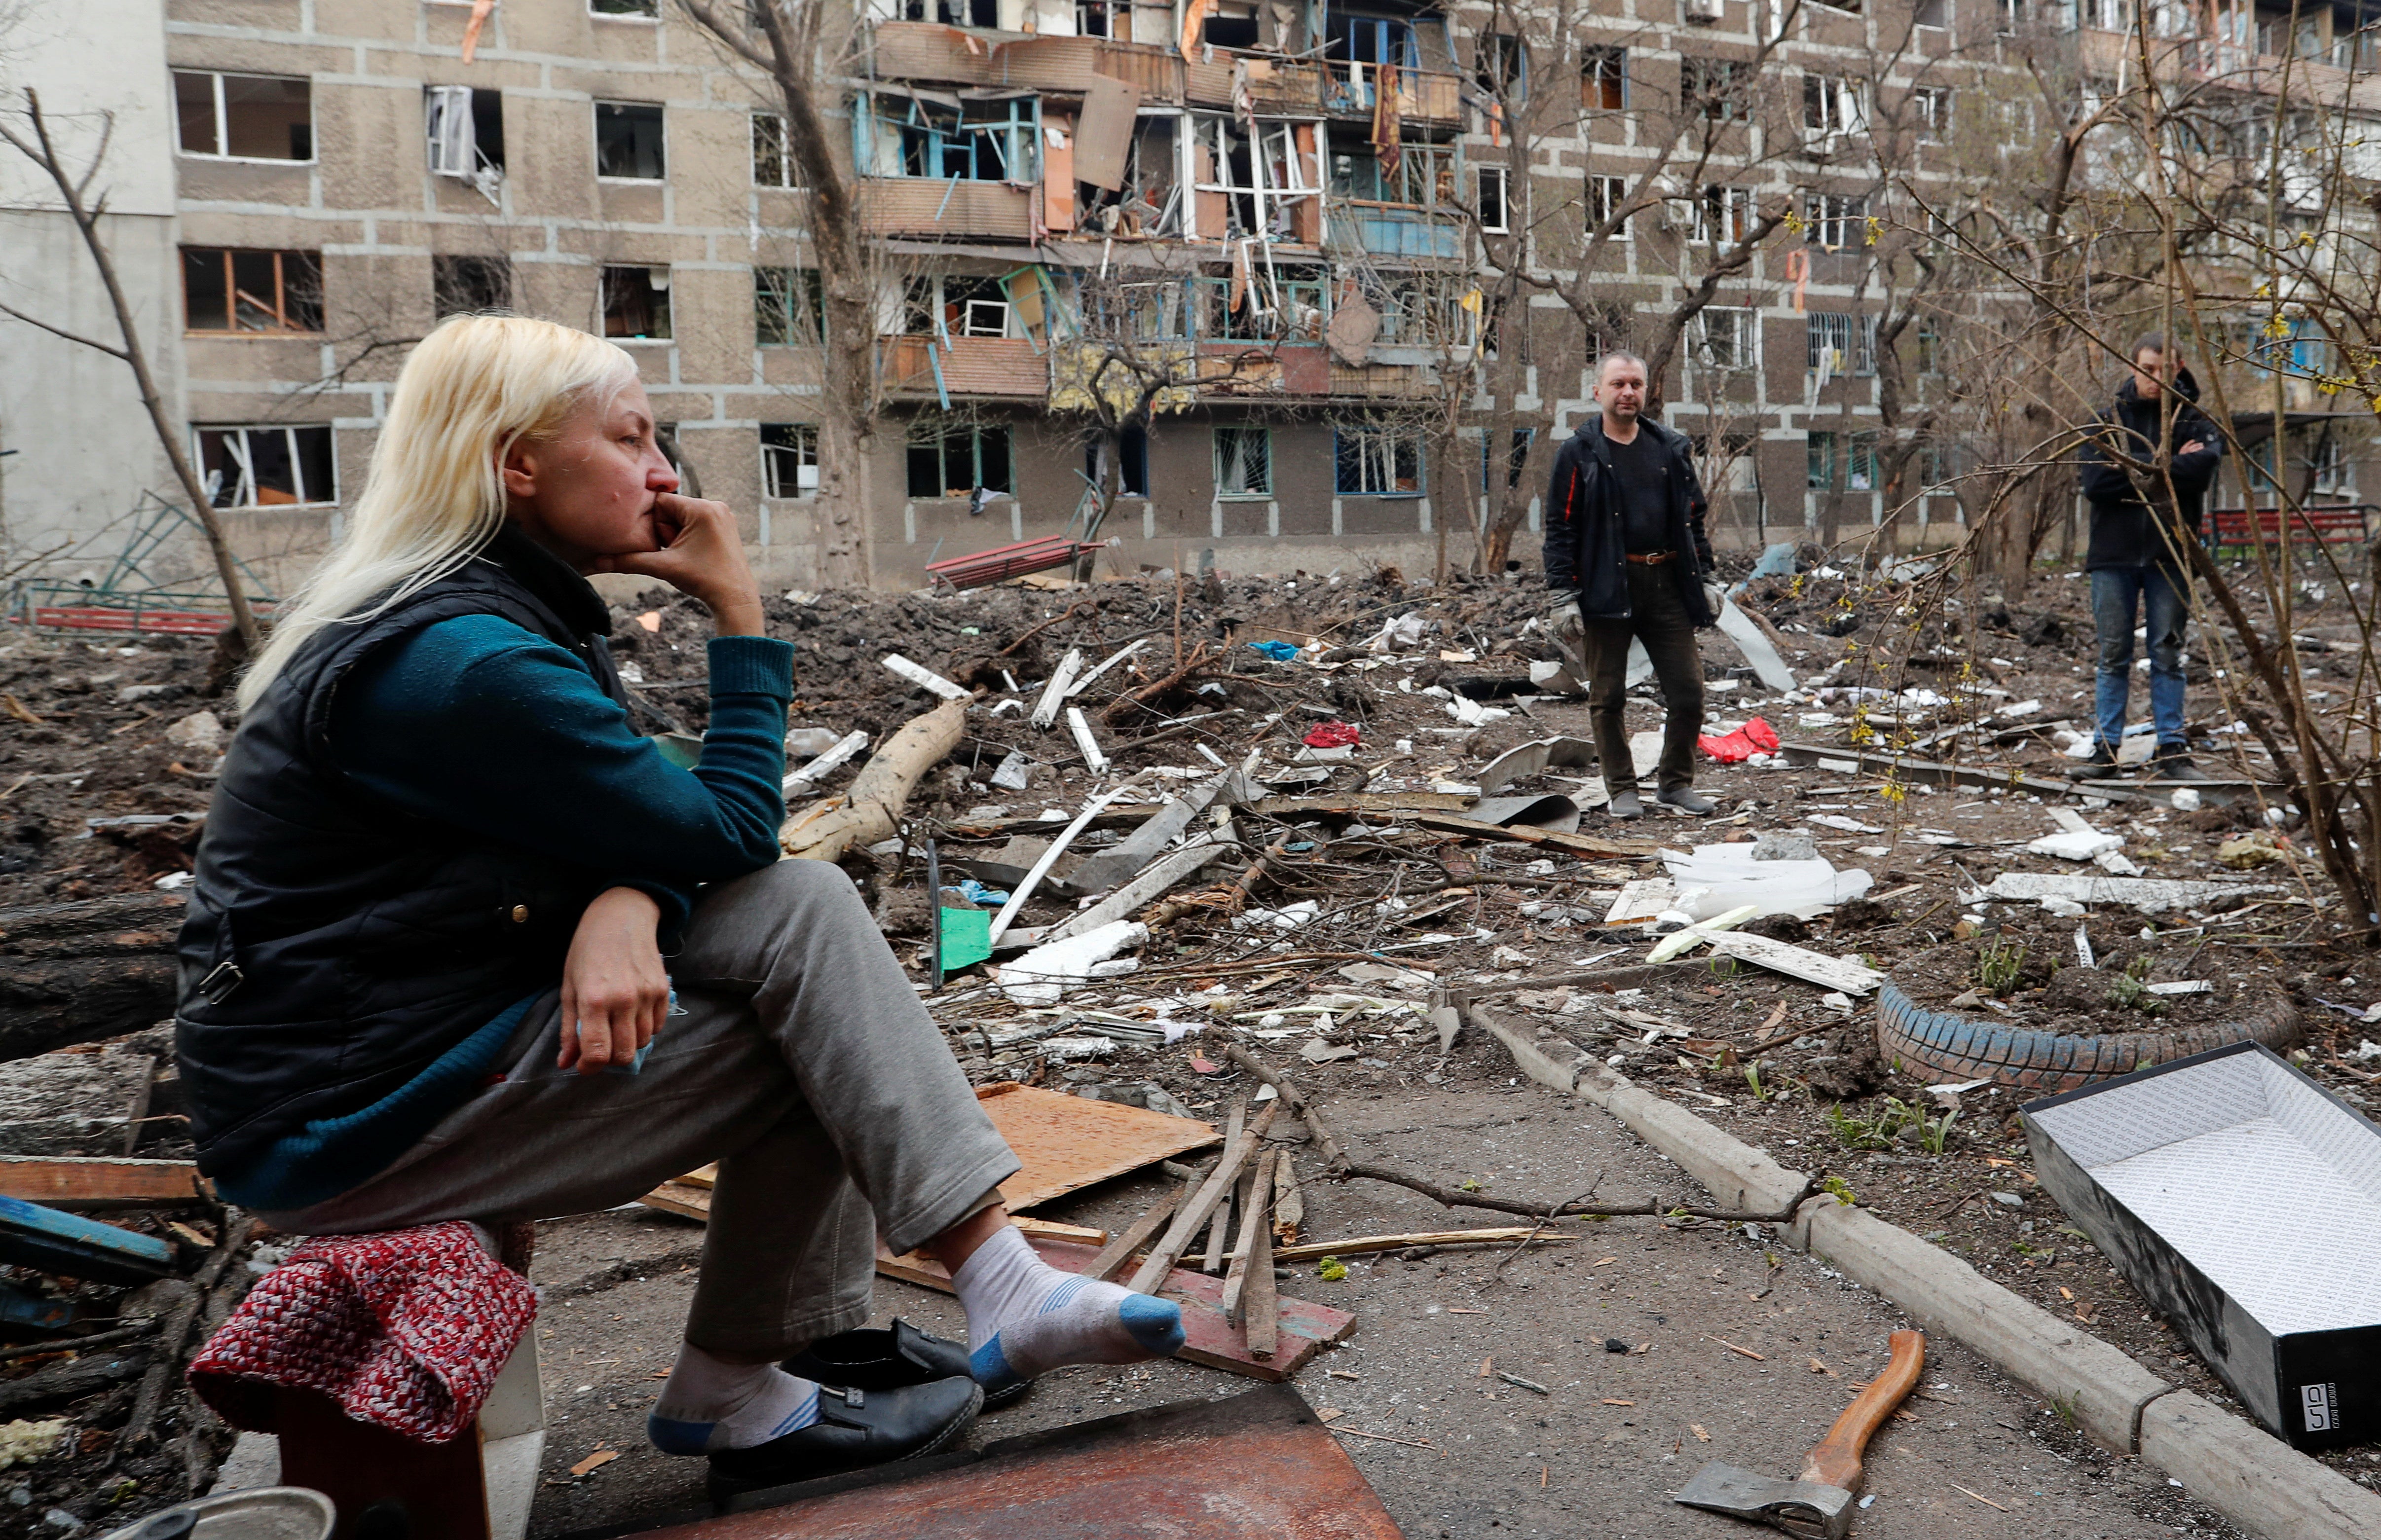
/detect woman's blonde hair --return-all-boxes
[236,314,637,712]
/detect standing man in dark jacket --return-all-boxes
[2075,333,2224,781]
[1542,352,1720,818]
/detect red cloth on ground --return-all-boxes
[1302,721,1361,748]
[189,1220,535,1444]
[1697,716,1781,764]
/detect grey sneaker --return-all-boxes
[1656,786,1716,815]
[1606,788,1643,820]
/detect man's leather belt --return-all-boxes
[1624,550,1675,565]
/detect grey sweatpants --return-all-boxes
[260,860,1020,1357]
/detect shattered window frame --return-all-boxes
[172,71,314,162]
[1213,425,1273,498]
[432,254,513,319]
[1192,113,1325,240]
[1333,421,1425,496]
[595,100,667,181]
[193,424,338,508]
[181,248,324,335]
[1807,430,1838,490]
[752,111,800,188]
[760,423,820,498]
[905,419,1013,498]
[1691,184,1755,243]
[600,265,673,341]
[1328,136,1454,210]
[754,267,825,346]
[1581,46,1628,111]
[859,91,1038,184]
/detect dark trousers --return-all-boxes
[1578,564,1706,794]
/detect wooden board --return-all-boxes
[875,1236,1356,1384]
[972,1082,1220,1211]
[0,1156,209,1204]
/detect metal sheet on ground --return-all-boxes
[614,1385,1404,1539]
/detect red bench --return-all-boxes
[926,536,1110,591]
[19,605,244,635]
[2206,505,2373,549]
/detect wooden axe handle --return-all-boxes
[1797,1329,1925,1493]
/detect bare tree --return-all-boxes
[0,89,261,648]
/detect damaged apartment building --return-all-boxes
[1,0,2375,591]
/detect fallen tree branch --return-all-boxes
[1338,1162,1823,1225]
[781,697,967,862]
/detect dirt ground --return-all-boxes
[4,548,2379,1531]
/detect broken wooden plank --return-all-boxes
[877,1234,1354,1383]
[1042,837,1239,944]
[972,1082,1219,1211]
[1129,1101,1278,1294]
[1082,1186,1181,1283]
[0,1196,174,1285]
[1221,1149,1275,1327]
[1407,812,1656,859]
[0,1157,209,1207]
[1201,1102,1247,1275]
[1703,931,1887,995]
[1245,1175,1279,1359]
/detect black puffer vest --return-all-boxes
[175,528,627,1176]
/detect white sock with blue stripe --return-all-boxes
[951,1224,1185,1394]
[647,1342,820,1456]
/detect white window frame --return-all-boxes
[1695,306,1756,372]
[594,100,668,183]
[1334,423,1425,496]
[1214,425,1272,498]
[1589,174,1633,237]
[193,424,338,509]
[752,110,802,188]
[960,297,1011,338]
[1913,86,1950,142]
[1477,164,1510,232]
[1803,74,1866,140]
[1808,193,1867,250]
[172,71,315,164]
[1692,184,1754,243]
[761,424,820,498]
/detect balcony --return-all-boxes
[879,334,1048,400]
[1327,202,1462,259]
[859,179,1035,241]
[1319,62,1466,126]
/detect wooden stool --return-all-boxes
[219,1329,545,1540]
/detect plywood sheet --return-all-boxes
[625,1384,1403,1538]
[877,1236,1357,1383]
[973,1081,1219,1211]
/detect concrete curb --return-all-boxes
[1464,1003,2381,1540]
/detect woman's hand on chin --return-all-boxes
[558,886,670,1075]
[592,492,766,636]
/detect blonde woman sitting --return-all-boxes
[174,315,1181,1497]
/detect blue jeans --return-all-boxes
[2091,566,2189,750]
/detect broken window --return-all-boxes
[900,277,1011,339]
[1680,57,1742,119]
[1477,164,1510,232]
[1191,114,1322,240]
[601,265,672,340]
[1913,86,1950,141]
[433,254,512,318]
[1588,174,1632,237]
[1693,184,1754,243]
[754,267,825,345]
[1214,426,1271,497]
[753,112,799,188]
[173,72,312,160]
[1077,0,1125,36]
[595,101,666,180]
[1370,277,1469,347]
[1474,33,1526,99]
[761,424,819,498]
[1080,115,1182,236]
[182,248,323,333]
[906,419,1012,497]
[901,0,998,21]
[1334,422,1423,495]
[1696,306,1754,370]
[1087,426,1150,496]
[1807,431,1837,489]
[1807,193,1868,249]
[1803,75,1865,138]
[1581,47,1627,111]
[590,0,660,16]
[1329,138,1451,208]
[1330,11,1421,68]
[425,86,504,199]
[1847,432,1879,491]
[857,91,1036,183]
[1202,0,1261,48]
[195,425,337,507]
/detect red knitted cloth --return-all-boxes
[188,1220,536,1444]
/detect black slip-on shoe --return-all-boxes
[2071,744,2124,779]
[705,1377,983,1500]
[783,1319,1031,1411]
